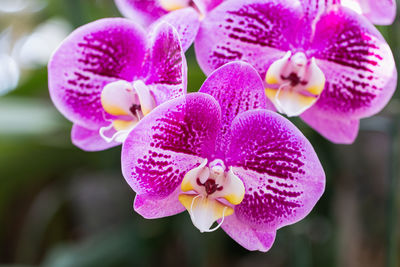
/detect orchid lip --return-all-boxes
[159,0,205,17]
[265,51,326,117]
[159,0,191,11]
[179,158,245,233]
[99,79,156,143]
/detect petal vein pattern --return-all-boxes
[227,110,325,231]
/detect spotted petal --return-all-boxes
[301,0,341,22]
[156,8,201,51]
[310,8,397,120]
[195,0,303,76]
[226,110,325,232]
[121,93,221,200]
[199,61,269,157]
[48,18,147,130]
[143,21,187,105]
[114,0,167,27]
[303,8,397,142]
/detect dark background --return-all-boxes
[0,0,399,266]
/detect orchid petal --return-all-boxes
[341,0,396,25]
[310,8,397,120]
[361,0,396,25]
[134,188,186,219]
[114,0,167,27]
[71,124,119,151]
[199,61,269,157]
[193,0,224,14]
[301,0,341,22]
[195,0,302,76]
[48,18,146,129]
[143,21,187,105]
[221,214,276,252]
[226,110,325,232]
[121,93,221,198]
[301,110,360,144]
[157,7,201,51]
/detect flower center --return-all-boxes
[197,178,223,195]
[265,51,326,117]
[179,159,245,233]
[159,0,191,11]
[99,80,156,143]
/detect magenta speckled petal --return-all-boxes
[310,8,397,120]
[226,110,325,232]
[71,124,119,151]
[48,18,146,129]
[121,93,221,198]
[144,22,186,105]
[157,8,200,51]
[195,0,302,76]
[300,110,360,144]
[221,215,276,252]
[134,188,186,219]
[114,0,167,27]
[199,61,269,157]
[301,0,340,21]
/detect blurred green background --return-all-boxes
[0,0,399,266]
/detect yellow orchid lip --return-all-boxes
[265,51,326,117]
[179,159,245,233]
[99,79,156,143]
[159,0,190,11]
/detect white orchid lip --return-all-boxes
[99,79,156,143]
[179,159,245,233]
[265,51,326,117]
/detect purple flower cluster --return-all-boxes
[47,0,396,252]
